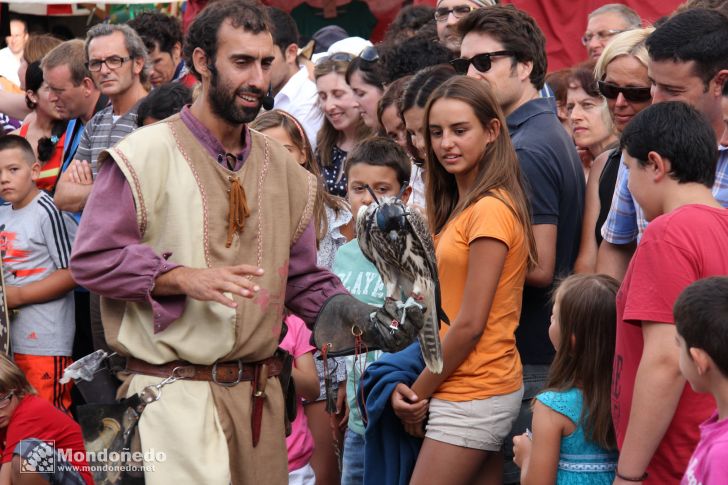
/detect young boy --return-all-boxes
[674,277,728,484]
[611,102,728,484]
[332,137,412,484]
[0,135,77,412]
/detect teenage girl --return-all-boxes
[513,274,619,484]
[392,76,537,484]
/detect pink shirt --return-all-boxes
[682,411,728,485]
[279,315,316,472]
[70,108,346,333]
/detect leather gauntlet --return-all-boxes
[312,294,425,356]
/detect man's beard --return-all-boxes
[208,67,263,124]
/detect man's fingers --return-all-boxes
[219,273,261,295]
[227,264,265,276]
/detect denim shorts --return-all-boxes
[426,387,524,451]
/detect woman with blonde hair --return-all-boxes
[574,28,654,273]
[314,54,371,197]
[391,76,537,484]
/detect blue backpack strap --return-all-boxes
[61,119,82,173]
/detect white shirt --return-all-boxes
[274,66,323,152]
[0,47,21,87]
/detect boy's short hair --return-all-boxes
[137,83,193,127]
[620,101,717,187]
[675,276,728,377]
[0,135,36,165]
[345,137,412,187]
[0,353,36,397]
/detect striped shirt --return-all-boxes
[0,192,78,355]
[75,102,141,177]
[601,147,728,243]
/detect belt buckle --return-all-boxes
[212,360,243,387]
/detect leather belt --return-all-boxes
[125,356,283,386]
[126,355,284,447]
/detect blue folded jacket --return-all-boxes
[359,343,425,485]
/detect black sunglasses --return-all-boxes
[434,5,475,22]
[597,80,652,102]
[359,46,379,63]
[450,50,515,75]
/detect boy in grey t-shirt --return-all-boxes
[0,136,77,413]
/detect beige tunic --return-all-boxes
[98,115,316,485]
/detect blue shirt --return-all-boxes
[601,147,728,244]
[507,97,585,364]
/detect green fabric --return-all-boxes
[332,239,385,435]
[291,0,377,41]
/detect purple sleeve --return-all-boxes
[70,161,185,333]
[286,222,348,328]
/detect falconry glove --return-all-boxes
[312,294,425,357]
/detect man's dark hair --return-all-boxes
[183,0,270,82]
[345,136,412,187]
[379,27,452,85]
[675,276,728,377]
[137,83,193,126]
[620,101,717,187]
[457,5,547,90]
[266,7,299,54]
[0,135,36,164]
[646,8,728,88]
[127,11,183,55]
[383,5,436,43]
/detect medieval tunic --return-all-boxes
[71,109,347,485]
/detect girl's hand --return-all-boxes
[404,419,426,439]
[390,383,429,424]
[513,432,532,468]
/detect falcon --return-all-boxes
[356,187,449,373]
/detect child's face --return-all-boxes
[0,390,19,429]
[0,149,39,209]
[624,150,661,222]
[260,126,305,165]
[675,333,708,393]
[347,162,411,220]
[548,296,562,351]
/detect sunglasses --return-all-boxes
[434,5,475,22]
[450,50,515,75]
[359,46,379,63]
[597,80,652,102]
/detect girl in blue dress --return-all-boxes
[514,274,619,484]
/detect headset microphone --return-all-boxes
[261,85,274,110]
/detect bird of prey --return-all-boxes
[356,187,449,373]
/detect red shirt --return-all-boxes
[612,204,728,484]
[0,395,93,484]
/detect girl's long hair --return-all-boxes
[250,109,348,246]
[546,274,619,450]
[313,57,371,167]
[423,76,537,269]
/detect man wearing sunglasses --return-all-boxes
[583,4,641,60]
[434,0,494,54]
[456,6,584,484]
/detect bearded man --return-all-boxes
[70,2,423,484]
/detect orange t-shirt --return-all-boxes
[433,191,528,401]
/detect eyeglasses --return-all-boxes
[434,5,475,22]
[86,55,133,72]
[450,50,515,75]
[0,391,14,409]
[581,29,627,45]
[327,52,354,63]
[359,46,379,63]
[597,80,652,102]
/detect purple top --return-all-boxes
[70,108,346,333]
